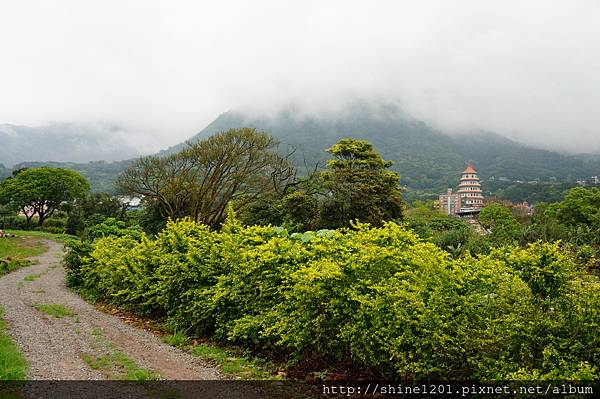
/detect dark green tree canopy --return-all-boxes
[326,138,394,170]
[320,138,403,228]
[64,192,127,235]
[478,203,521,245]
[0,167,89,225]
[549,187,600,227]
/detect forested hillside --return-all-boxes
[8,105,600,198]
[166,105,600,192]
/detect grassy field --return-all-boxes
[0,235,48,277]
[0,230,77,277]
[0,236,46,260]
[0,305,27,380]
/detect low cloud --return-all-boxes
[0,0,598,154]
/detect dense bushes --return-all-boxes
[66,218,600,380]
[523,187,600,272]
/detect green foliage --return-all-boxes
[479,203,521,246]
[85,218,143,241]
[0,305,27,380]
[524,187,600,271]
[63,218,142,287]
[64,192,126,236]
[484,181,577,204]
[550,187,600,227]
[67,217,600,380]
[0,167,89,226]
[319,139,403,228]
[126,201,166,236]
[64,240,94,287]
[14,160,132,194]
[118,128,295,227]
[405,204,474,255]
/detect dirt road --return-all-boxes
[0,239,286,398]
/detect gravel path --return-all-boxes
[0,239,223,380]
[0,238,296,398]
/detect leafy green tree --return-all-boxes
[479,203,521,246]
[127,200,167,236]
[118,128,295,227]
[405,203,473,256]
[319,138,403,228]
[524,187,600,271]
[550,187,600,227]
[0,167,89,226]
[65,192,126,235]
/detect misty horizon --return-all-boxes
[1,1,600,156]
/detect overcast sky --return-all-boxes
[1,0,599,153]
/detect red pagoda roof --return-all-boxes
[463,164,477,174]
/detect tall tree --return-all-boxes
[319,138,404,228]
[478,203,521,245]
[118,128,295,227]
[117,154,196,221]
[0,168,90,226]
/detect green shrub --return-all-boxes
[2,216,32,230]
[67,218,600,380]
[64,240,93,287]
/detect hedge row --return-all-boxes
[65,218,600,380]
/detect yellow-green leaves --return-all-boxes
[66,218,600,381]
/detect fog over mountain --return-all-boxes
[16,102,600,196]
[1,1,599,154]
[0,123,140,166]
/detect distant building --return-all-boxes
[118,196,143,211]
[457,164,485,209]
[439,164,485,216]
[576,176,600,186]
[513,201,533,216]
[439,188,461,215]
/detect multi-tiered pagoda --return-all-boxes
[439,163,485,216]
[457,164,484,209]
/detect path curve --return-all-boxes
[0,239,223,380]
[0,238,297,398]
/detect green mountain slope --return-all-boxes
[12,105,600,197]
[166,106,600,192]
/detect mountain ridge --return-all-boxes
[168,108,600,191]
[7,106,600,196]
